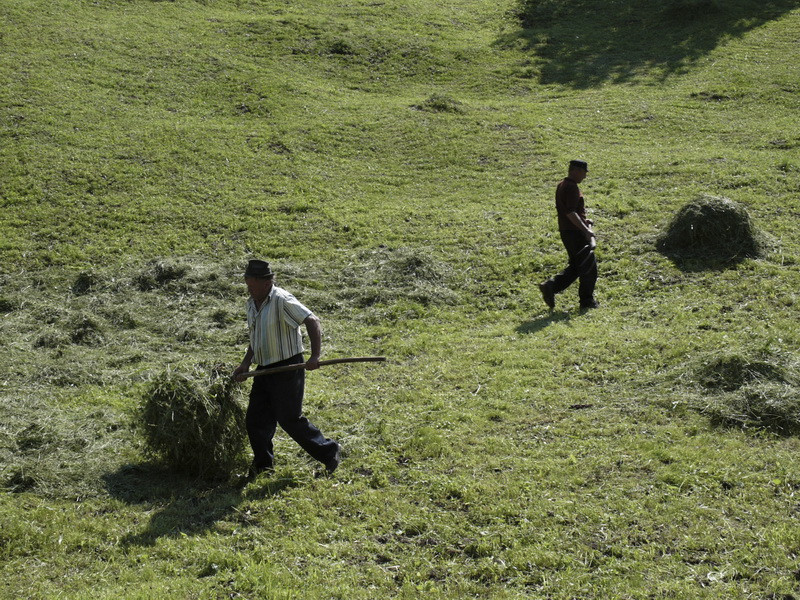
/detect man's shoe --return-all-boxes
[247,461,273,480]
[580,299,600,310]
[325,443,342,474]
[539,281,555,309]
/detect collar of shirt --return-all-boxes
[249,286,275,313]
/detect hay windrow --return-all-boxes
[413,93,466,114]
[134,259,190,291]
[695,350,788,392]
[2,399,132,497]
[703,382,800,434]
[656,195,771,263]
[690,349,800,434]
[337,246,460,309]
[0,295,18,313]
[139,364,246,478]
[72,270,103,295]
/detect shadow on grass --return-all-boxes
[104,463,300,547]
[660,254,750,273]
[500,0,799,88]
[516,310,571,334]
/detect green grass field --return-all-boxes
[2,0,800,597]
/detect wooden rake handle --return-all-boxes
[241,356,386,379]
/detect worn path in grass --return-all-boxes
[1,0,800,598]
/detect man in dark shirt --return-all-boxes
[539,160,599,310]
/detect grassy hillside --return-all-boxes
[2,0,800,598]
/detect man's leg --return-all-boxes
[246,375,277,470]
[550,230,586,294]
[271,365,339,465]
[577,250,598,307]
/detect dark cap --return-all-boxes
[569,159,588,172]
[244,259,274,279]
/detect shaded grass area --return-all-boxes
[508,0,800,87]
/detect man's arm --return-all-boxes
[566,211,595,244]
[303,314,322,370]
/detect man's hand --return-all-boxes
[305,355,321,371]
[232,364,250,382]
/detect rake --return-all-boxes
[239,356,386,379]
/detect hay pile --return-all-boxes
[696,352,786,392]
[694,350,800,434]
[140,364,246,478]
[339,246,459,308]
[656,195,768,262]
[413,93,465,113]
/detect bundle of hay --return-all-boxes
[656,195,768,262]
[140,364,246,478]
[703,382,800,435]
[696,351,787,393]
[692,349,800,434]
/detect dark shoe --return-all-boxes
[580,299,600,310]
[247,461,273,480]
[539,281,555,309]
[325,443,342,474]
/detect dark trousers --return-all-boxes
[551,230,597,305]
[246,354,338,469]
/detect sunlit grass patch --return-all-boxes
[2,0,800,597]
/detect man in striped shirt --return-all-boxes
[233,259,341,477]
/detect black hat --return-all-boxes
[569,159,588,172]
[244,259,274,279]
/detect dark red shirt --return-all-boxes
[555,177,586,231]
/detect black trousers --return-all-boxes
[246,354,338,469]
[551,230,597,305]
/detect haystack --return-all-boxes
[693,349,800,434]
[703,382,800,434]
[656,195,767,261]
[140,364,246,478]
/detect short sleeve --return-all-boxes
[280,292,312,328]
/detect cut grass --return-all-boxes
[657,194,773,265]
[139,364,247,478]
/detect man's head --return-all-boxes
[244,259,274,301]
[568,159,588,183]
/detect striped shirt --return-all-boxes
[247,286,313,367]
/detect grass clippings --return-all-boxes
[139,364,246,478]
[413,93,466,114]
[696,350,788,392]
[656,195,769,263]
[693,349,800,434]
[134,259,190,292]
[704,382,800,434]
